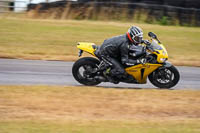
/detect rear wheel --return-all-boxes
[148,65,180,89]
[72,57,101,86]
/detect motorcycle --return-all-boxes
[72,32,180,88]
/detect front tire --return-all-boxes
[148,65,180,89]
[72,57,101,86]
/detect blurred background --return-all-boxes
[0,0,200,66]
[1,0,200,26]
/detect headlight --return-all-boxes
[160,58,167,62]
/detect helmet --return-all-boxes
[127,26,143,44]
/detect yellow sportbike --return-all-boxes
[72,32,180,88]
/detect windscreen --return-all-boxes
[151,40,163,50]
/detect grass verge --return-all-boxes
[0,16,200,66]
[0,85,200,133]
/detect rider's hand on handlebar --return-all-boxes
[142,40,154,51]
[142,40,151,46]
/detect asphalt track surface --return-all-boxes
[0,59,200,89]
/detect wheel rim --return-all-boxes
[77,65,97,82]
[154,68,175,85]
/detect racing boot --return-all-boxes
[103,68,119,84]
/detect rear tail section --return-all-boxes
[77,42,97,56]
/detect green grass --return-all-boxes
[0,16,200,65]
[0,120,200,133]
[0,85,200,133]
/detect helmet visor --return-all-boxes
[134,36,143,43]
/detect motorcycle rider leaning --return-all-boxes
[95,26,146,83]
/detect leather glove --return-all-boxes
[142,40,151,46]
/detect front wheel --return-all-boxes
[148,65,180,89]
[72,57,101,86]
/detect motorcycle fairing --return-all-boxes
[125,63,162,84]
[150,40,168,63]
[153,44,168,63]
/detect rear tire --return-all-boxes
[148,65,180,89]
[72,57,101,86]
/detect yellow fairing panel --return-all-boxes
[125,63,162,84]
[154,44,168,63]
[77,42,96,56]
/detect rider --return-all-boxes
[95,26,146,83]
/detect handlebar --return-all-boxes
[142,40,156,52]
[142,40,151,46]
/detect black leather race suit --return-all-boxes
[96,34,141,79]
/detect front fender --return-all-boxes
[163,61,172,68]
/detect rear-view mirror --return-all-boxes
[148,32,157,39]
